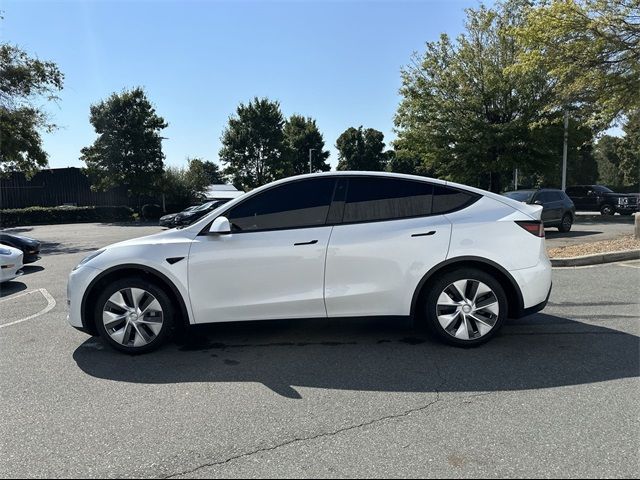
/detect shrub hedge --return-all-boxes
[0,206,134,227]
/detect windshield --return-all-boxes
[193,201,216,212]
[595,186,613,193]
[503,191,535,202]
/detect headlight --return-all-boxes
[0,247,13,256]
[618,198,628,205]
[73,249,105,270]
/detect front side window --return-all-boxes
[226,178,336,232]
[342,177,434,223]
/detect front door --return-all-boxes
[188,177,337,323]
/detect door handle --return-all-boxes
[411,231,436,237]
[294,240,318,246]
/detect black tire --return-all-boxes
[600,204,615,216]
[557,213,573,233]
[94,276,174,354]
[422,268,508,347]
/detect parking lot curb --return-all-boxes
[551,249,640,267]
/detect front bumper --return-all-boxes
[615,204,639,214]
[67,265,102,332]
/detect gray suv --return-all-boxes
[503,189,576,232]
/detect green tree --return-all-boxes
[219,97,287,190]
[336,126,388,171]
[386,149,430,176]
[185,157,224,193]
[0,43,64,175]
[513,0,640,129]
[81,87,168,198]
[395,1,569,192]
[618,110,640,185]
[595,135,625,186]
[158,166,196,208]
[283,114,330,175]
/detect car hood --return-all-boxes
[105,228,195,250]
[0,233,40,246]
[603,192,639,198]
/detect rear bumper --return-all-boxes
[509,257,552,317]
[519,283,552,317]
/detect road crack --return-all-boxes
[161,387,446,478]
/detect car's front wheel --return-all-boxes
[600,204,615,216]
[423,268,508,347]
[94,277,174,354]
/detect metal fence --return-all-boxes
[0,167,156,209]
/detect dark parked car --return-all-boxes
[0,232,41,263]
[173,200,226,226]
[503,189,576,232]
[159,205,199,228]
[565,185,639,216]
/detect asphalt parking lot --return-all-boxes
[1,222,638,478]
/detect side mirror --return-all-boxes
[209,216,231,235]
[534,200,543,205]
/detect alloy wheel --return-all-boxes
[436,279,499,340]
[102,288,164,347]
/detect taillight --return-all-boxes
[516,220,545,237]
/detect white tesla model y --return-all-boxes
[68,172,552,353]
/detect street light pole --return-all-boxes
[309,148,315,174]
[562,110,569,191]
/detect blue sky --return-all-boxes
[5,0,485,170]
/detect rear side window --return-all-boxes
[432,185,478,214]
[535,192,551,203]
[550,191,564,201]
[343,177,433,223]
[226,178,336,232]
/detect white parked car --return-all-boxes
[1,245,24,283]
[68,172,552,353]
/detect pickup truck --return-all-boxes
[565,185,639,216]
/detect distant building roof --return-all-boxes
[204,184,244,200]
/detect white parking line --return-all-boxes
[0,288,57,329]
[619,262,640,269]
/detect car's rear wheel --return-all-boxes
[600,204,615,216]
[558,213,573,232]
[94,277,174,354]
[423,268,507,347]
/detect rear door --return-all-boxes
[324,177,457,317]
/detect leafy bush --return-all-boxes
[141,203,162,220]
[0,206,134,227]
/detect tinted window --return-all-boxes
[432,185,477,214]
[535,192,551,203]
[549,191,564,201]
[343,177,433,223]
[503,191,535,202]
[227,178,335,231]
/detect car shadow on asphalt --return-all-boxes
[545,230,603,239]
[39,241,97,256]
[0,281,28,298]
[72,313,639,399]
[21,265,45,275]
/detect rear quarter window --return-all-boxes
[432,185,479,214]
